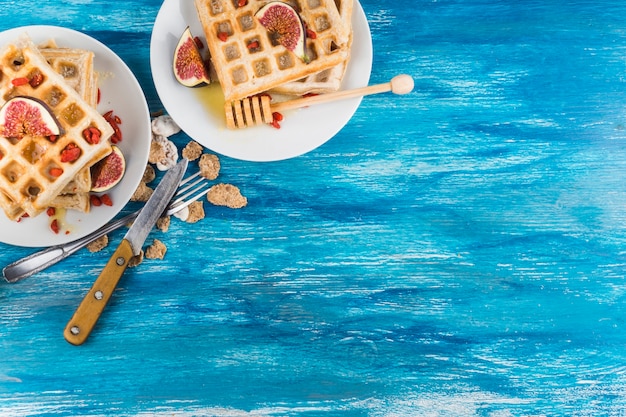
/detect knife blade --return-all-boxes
[63,158,188,345]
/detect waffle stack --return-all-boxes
[194,0,353,102]
[0,34,113,220]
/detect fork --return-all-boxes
[2,171,211,283]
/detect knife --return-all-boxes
[63,158,188,346]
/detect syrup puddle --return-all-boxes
[194,83,225,127]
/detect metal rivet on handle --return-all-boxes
[116,256,125,266]
[94,290,104,300]
[70,326,80,335]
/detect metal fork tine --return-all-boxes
[166,176,211,216]
[173,171,202,196]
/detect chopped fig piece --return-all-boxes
[173,27,211,87]
[255,2,309,63]
[90,145,126,192]
[0,96,63,139]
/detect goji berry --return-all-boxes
[49,167,63,177]
[218,32,229,42]
[104,111,123,143]
[60,143,81,163]
[238,0,247,7]
[272,112,284,122]
[90,194,102,207]
[104,111,122,125]
[89,127,101,144]
[82,126,101,144]
[306,28,317,39]
[48,135,58,143]
[46,207,56,216]
[247,40,260,50]
[100,194,113,206]
[11,77,29,86]
[82,129,92,143]
[50,219,60,234]
[270,119,281,129]
[111,125,122,144]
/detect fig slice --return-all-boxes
[0,96,63,140]
[255,2,309,63]
[90,145,126,192]
[173,26,211,87]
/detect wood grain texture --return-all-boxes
[2,0,626,415]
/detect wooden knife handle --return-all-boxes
[63,239,134,345]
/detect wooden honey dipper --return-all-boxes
[224,74,414,129]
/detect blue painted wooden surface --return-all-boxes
[2,0,626,415]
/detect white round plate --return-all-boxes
[150,0,372,162]
[0,25,150,248]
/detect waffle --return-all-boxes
[41,47,98,112]
[0,192,23,220]
[194,0,352,102]
[42,47,98,210]
[0,34,113,219]
[270,0,353,96]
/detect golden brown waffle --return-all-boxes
[41,47,98,109]
[270,0,353,96]
[194,0,352,102]
[0,34,113,219]
[0,192,23,220]
[43,47,98,208]
[50,191,90,212]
